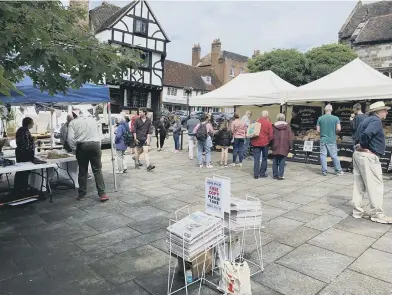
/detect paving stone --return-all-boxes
[296,186,334,197]
[264,199,301,210]
[250,281,282,295]
[328,205,353,218]
[297,201,337,216]
[279,194,318,205]
[26,223,99,249]
[122,206,168,222]
[263,217,304,235]
[277,244,354,283]
[253,263,326,295]
[114,194,151,205]
[0,258,22,281]
[319,269,392,295]
[317,196,348,206]
[256,193,281,202]
[305,214,344,231]
[276,226,321,247]
[150,198,188,213]
[333,216,391,239]
[149,238,167,253]
[262,205,289,222]
[0,267,50,295]
[349,248,392,283]
[85,213,134,233]
[281,210,319,222]
[75,227,141,251]
[129,216,170,234]
[97,280,151,295]
[309,228,376,257]
[248,241,293,267]
[108,229,166,254]
[372,231,392,253]
[139,187,177,198]
[90,245,168,285]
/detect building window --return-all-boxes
[206,76,211,84]
[140,52,150,68]
[128,90,148,108]
[183,89,192,98]
[201,91,209,95]
[240,68,244,74]
[134,19,148,35]
[167,87,177,96]
[230,66,235,77]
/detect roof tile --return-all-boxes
[163,60,222,91]
[196,51,249,67]
[354,14,392,43]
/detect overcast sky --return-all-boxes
[64,1,363,64]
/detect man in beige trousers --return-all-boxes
[352,101,391,224]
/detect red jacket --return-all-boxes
[251,118,273,147]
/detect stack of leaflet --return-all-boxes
[225,197,262,231]
[167,211,224,261]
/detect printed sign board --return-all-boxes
[303,141,314,152]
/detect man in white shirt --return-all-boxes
[68,109,109,202]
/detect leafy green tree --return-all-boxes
[0,1,140,96]
[247,49,308,86]
[305,44,357,82]
[247,44,357,86]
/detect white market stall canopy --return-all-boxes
[189,70,297,107]
[286,58,392,103]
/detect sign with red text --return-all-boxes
[205,178,224,217]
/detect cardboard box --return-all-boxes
[246,121,261,138]
[177,249,213,280]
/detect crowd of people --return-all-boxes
[12,101,391,224]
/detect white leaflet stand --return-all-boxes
[167,206,226,295]
[211,175,264,277]
[226,195,264,277]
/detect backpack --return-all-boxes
[123,126,133,146]
[196,123,208,141]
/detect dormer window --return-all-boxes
[201,76,212,85]
[140,52,150,68]
[134,19,148,35]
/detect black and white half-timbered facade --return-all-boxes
[89,0,170,114]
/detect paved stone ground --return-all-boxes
[0,140,392,295]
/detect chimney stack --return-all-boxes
[192,43,201,66]
[69,0,90,28]
[211,38,221,66]
[252,50,260,58]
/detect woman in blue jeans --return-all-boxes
[230,113,247,167]
[172,115,182,153]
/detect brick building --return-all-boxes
[338,0,392,77]
[162,60,222,113]
[192,39,249,85]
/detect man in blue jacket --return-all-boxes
[353,101,391,224]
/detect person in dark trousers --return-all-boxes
[271,113,293,180]
[132,108,155,171]
[114,116,129,174]
[350,103,367,140]
[14,117,35,192]
[172,115,182,152]
[68,109,109,202]
[216,120,232,167]
[155,116,168,151]
[251,110,273,179]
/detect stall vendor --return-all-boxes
[290,111,301,135]
[14,117,35,192]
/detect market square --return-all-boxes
[0,0,392,294]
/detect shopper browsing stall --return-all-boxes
[67,109,109,202]
[352,101,391,224]
[230,113,247,167]
[172,115,182,153]
[215,121,232,167]
[14,117,35,193]
[350,103,367,140]
[271,113,293,180]
[317,104,343,176]
[251,110,273,179]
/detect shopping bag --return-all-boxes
[246,122,261,138]
[219,260,252,295]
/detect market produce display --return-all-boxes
[42,151,70,159]
[383,126,392,136]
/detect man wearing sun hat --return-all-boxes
[352,101,391,224]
